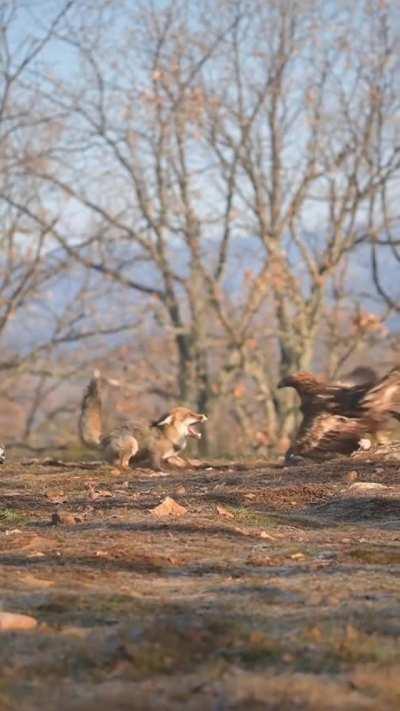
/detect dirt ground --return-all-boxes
[1,454,400,710]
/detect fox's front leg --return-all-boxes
[183,457,203,468]
[174,456,203,468]
[165,455,187,468]
[149,451,163,470]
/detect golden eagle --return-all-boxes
[278,368,400,461]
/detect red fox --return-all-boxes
[78,374,207,470]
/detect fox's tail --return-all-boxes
[78,372,103,449]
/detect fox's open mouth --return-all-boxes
[188,424,202,439]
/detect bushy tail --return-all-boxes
[78,372,103,449]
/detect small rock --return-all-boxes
[0,612,38,631]
[150,496,187,518]
[175,485,186,496]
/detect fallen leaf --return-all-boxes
[232,526,251,536]
[0,612,38,631]
[150,496,187,518]
[259,530,275,540]
[46,491,67,504]
[348,482,387,492]
[27,552,46,558]
[245,555,272,566]
[91,489,113,499]
[51,511,83,526]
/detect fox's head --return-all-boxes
[151,407,207,440]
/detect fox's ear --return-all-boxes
[152,412,173,427]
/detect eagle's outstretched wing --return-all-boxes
[279,367,400,460]
[360,367,400,423]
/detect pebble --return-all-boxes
[345,470,358,482]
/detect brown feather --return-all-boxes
[279,367,400,460]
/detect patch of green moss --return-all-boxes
[0,508,29,525]
[226,507,280,528]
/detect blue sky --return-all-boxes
[7,0,400,328]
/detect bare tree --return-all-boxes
[0,1,144,446]
[6,0,399,454]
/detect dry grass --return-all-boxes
[0,457,400,709]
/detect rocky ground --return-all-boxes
[0,454,400,710]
